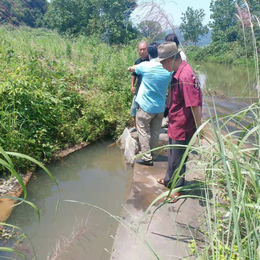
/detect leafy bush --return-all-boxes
[0,26,137,173]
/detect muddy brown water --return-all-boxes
[1,142,131,260]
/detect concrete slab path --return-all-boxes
[111,131,206,260]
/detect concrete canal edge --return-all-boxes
[111,125,206,260]
[0,142,89,222]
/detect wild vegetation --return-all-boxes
[146,100,260,259]
[180,7,208,46]
[186,41,258,66]
[184,0,260,66]
[0,0,48,27]
[0,0,260,259]
[199,104,260,259]
[0,0,138,44]
[0,26,136,172]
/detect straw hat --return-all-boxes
[155,42,180,62]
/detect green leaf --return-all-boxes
[0,247,26,259]
[6,152,59,188]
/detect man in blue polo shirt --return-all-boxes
[128,43,171,165]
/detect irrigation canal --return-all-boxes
[0,62,258,259]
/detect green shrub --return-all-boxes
[0,26,136,173]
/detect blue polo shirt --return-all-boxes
[135,59,171,114]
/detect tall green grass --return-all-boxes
[198,103,259,259]
[144,2,260,257]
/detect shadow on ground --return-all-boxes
[183,179,213,207]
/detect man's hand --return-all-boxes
[191,106,202,130]
[127,65,135,72]
[191,106,204,143]
[131,75,136,95]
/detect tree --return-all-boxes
[97,0,137,44]
[210,0,260,43]
[44,0,97,35]
[180,7,208,46]
[238,0,260,17]
[0,0,48,27]
[45,0,138,44]
[138,20,165,41]
[209,0,239,42]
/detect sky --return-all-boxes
[132,0,212,26]
[165,0,212,25]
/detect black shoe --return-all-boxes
[136,158,153,166]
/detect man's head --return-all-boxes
[165,33,180,47]
[138,42,148,60]
[155,42,182,72]
[147,42,159,59]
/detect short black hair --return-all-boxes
[148,42,159,58]
[165,34,179,47]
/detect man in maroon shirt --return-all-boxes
[155,42,202,202]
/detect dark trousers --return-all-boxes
[164,137,190,189]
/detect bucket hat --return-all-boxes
[155,42,180,62]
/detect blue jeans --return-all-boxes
[130,95,139,116]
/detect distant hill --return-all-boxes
[165,28,212,46]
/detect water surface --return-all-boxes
[190,61,258,98]
[4,141,131,260]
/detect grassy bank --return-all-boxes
[141,101,260,259]
[185,42,259,67]
[197,103,260,259]
[0,26,136,173]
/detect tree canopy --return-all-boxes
[209,0,260,43]
[0,0,258,46]
[209,0,239,42]
[0,0,48,27]
[45,0,138,44]
[180,7,208,45]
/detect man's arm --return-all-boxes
[128,65,137,93]
[131,75,136,94]
[191,106,202,128]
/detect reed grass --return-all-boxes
[135,2,260,258]
[143,2,260,257]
